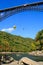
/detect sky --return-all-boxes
[0,0,43,39]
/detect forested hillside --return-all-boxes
[0,30,43,52]
[0,31,36,52]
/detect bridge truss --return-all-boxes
[0,1,43,21]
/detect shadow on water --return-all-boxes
[10,53,43,61]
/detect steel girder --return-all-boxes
[0,1,43,21]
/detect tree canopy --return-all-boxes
[0,31,36,52]
[0,29,43,52]
[35,30,43,50]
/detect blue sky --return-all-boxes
[0,0,43,39]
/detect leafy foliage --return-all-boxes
[0,29,43,52]
[35,30,43,50]
[0,31,36,52]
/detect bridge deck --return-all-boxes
[0,1,43,21]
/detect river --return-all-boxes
[9,52,43,61]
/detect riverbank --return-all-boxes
[29,50,43,56]
[1,51,43,65]
[2,60,43,65]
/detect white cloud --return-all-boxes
[1,28,14,32]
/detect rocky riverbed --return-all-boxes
[2,57,43,65]
[2,60,43,65]
[1,51,43,65]
[29,50,43,56]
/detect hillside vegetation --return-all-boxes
[0,31,36,52]
[0,30,43,52]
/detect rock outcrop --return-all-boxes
[19,57,39,65]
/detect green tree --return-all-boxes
[35,30,43,50]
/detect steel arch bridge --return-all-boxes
[0,1,43,21]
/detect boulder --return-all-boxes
[19,57,39,65]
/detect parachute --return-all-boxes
[13,25,16,29]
